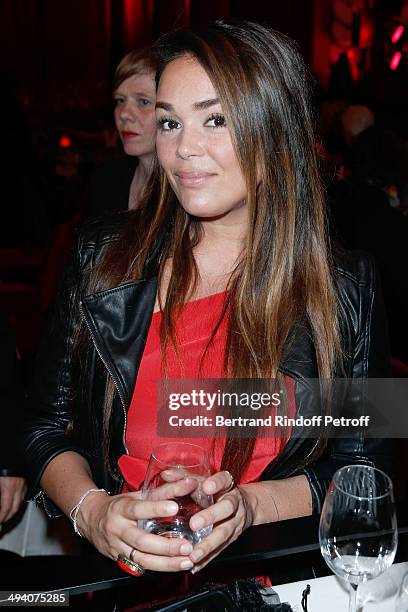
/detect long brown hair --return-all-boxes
[83,20,343,482]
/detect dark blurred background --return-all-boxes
[1,0,408,371]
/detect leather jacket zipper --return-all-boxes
[79,303,129,456]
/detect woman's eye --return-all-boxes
[140,98,152,107]
[157,117,181,131]
[114,97,125,106]
[205,113,227,128]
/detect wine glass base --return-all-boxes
[142,519,212,544]
[157,530,185,539]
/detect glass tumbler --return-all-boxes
[139,442,213,545]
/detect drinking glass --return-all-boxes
[139,442,213,545]
[319,464,398,612]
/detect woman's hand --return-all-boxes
[76,478,199,572]
[187,470,255,573]
[0,477,27,524]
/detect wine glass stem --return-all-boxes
[349,583,358,612]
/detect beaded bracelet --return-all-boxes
[69,488,108,537]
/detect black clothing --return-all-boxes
[84,157,138,221]
[330,179,408,363]
[0,308,23,476]
[23,215,391,516]
[0,75,51,248]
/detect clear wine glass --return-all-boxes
[319,464,398,612]
[139,442,213,544]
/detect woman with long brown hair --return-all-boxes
[23,20,390,575]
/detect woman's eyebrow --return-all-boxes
[156,101,173,111]
[156,98,220,111]
[193,97,220,110]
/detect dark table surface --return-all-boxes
[1,502,407,609]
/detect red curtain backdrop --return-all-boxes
[41,0,112,110]
[154,0,191,36]
[0,0,112,111]
[0,0,320,112]
[0,0,41,89]
[122,0,155,48]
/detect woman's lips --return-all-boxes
[175,171,216,187]
[121,131,140,140]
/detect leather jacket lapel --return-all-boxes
[80,278,157,408]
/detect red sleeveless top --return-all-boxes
[118,292,293,492]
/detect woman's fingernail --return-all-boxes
[206,481,216,493]
[180,560,193,570]
[180,543,193,555]
[192,517,204,530]
[165,502,178,514]
[190,549,203,562]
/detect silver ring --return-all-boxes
[224,470,235,492]
[129,547,136,562]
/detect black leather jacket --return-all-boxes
[22,216,392,516]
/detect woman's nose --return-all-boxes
[119,102,136,123]
[176,126,204,159]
